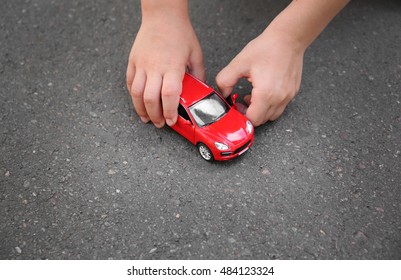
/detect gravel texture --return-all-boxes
[1,0,400,259]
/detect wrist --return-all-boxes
[267,0,350,50]
[261,24,307,55]
[141,0,190,24]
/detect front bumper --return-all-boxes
[213,135,254,161]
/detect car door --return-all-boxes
[173,104,195,144]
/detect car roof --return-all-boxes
[180,73,214,107]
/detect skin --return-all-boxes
[127,0,350,127]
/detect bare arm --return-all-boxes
[271,0,350,50]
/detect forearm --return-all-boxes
[141,0,190,23]
[267,0,350,50]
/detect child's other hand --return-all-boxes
[216,27,304,127]
[126,15,205,128]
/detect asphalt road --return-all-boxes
[1,0,400,259]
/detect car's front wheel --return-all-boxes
[197,143,214,162]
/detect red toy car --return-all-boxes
[171,73,254,161]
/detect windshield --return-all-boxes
[189,92,229,127]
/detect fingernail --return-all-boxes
[154,120,165,128]
[140,117,150,123]
[166,118,176,127]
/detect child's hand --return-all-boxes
[216,0,350,127]
[216,27,304,127]
[126,13,205,128]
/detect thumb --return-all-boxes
[216,58,248,98]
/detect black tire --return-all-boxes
[197,143,214,162]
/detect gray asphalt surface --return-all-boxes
[1,0,400,260]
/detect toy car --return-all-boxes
[171,73,254,161]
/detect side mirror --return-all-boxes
[231,93,238,110]
[231,93,238,104]
[225,93,238,107]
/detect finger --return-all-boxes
[188,49,206,82]
[246,105,271,127]
[243,94,252,106]
[126,64,135,93]
[236,103,248,115]
[245,89,271,127]
[216,58,248,98]
[270,105,286,121]
[143,73,164,128]
[269,95,293,121]
[130,70,149,123]
[162,70,184,126]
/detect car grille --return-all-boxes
[234,140,251,155]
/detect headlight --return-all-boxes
[215,142,229,150]
[246,120,253,134]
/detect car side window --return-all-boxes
[178,104,192,123]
